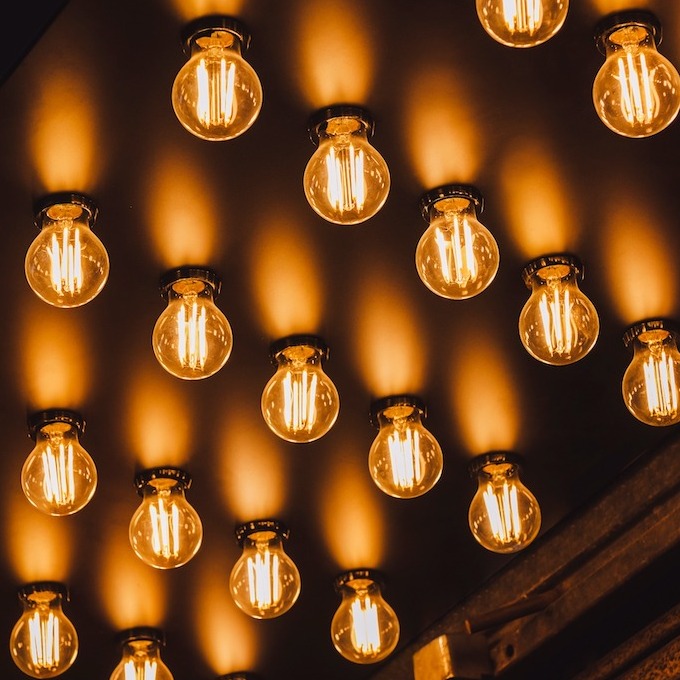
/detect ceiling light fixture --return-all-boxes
[304,105,390,225]
[622,319,680,426]
[129,467,203,569]
[22,409,97,516]
[416,184,499,300]
[10,582,78,678]
[331,569,400,664]
[593,10,680,138]
[261,335,340,443]
[518,254,599,366]
[468,451,541,554]
[109,627,173,680]
[171,15,263,141]
[229,519,301,619]
[476,0,569,48]
[152,267,233,380]
[368,395,443,499]
[26,192,109,308]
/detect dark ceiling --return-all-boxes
[1,0,680,679]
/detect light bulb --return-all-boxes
[152,267,233,380]
[10,582,78,678]
[476,0,568,48]
[172,16,263,141]
[593,10,680,138]
[416,184,499,300]
[622,319,680,426]
[331,569,400,664]
[229,520,301,619]
[129,467,203,569]
[518,254,599,366]
[25,192,109,308]
[304,105,390,225]
[261,335,340,443]
[22,410,97,516]
[368,395,443,499]
[109,628,173,680]
[468,452,541,554]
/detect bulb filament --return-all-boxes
[482,480,521,544]
[503,0,542,36]
[538,285,576,357]
[325,141,365,214]
[48,222,82,295]
[176,296,208,370]
[644,346,678,418]
[350,594,381,655]
[282,368,318,433]
[435,215,477,287]
[124,659,157,680]
[41,441,75,507]
[617,49,658,126]
[247,546,281,609]
[28,610,60,669]
[149,495,181,559]
[387,426,422,490]
[196,57,235,127]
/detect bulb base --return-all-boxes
[27,409,85,440]
[134,467,192,495]
[33,192,98,230]
[369,394,426,429]
[268,334,329,364]
[307,105,375,145]
[159,266,222,300]
[180,15,251,56]
[235,519,290,546]
[334,568,385,591]
[419,184,484,222]
[521,253,583,287]
[468,451,523,478]
[17,581,68,601]
[595,10,661,54]
[622,318,679,347]
[116,627,165,646]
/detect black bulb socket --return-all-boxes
[33,192,98,231]
[468,451,523,478]
[180,15,252,56]
[235,519,290,546]
[27,409,85,441]
[623,318,679,348]
[307,105,375,145]
[159,266,222,301]
[334,568,385,592]
[134,466,192,495]
[369,394,426,429]
[595,9,661,54]
[419,184,484,222]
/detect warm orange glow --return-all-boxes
[403,64,481,187]
[499,137,575,258]
[249,218,323,337]
[217,403,287,517]
[6,491,72,581]
[124,366,192,467]
[193,546,258,672]
[587,0,652,15]
[20,302,90,407]
[293,0,374,106]
[168,0,246,22]
[99,513,167,627]
[321,443,384,567]
[353,265,426,395]
[600,191,677,321]
[449,328,520,453]
[145,147,223,266]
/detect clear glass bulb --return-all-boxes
[518,254,599,366]
[468,452,541,554]
[368,396,443,499]
[129,467,203,569]
[331,570,400,665]
[304,106,390,225]
[261,335,340,443]
[476,0,568,47]
[172,17,262,141]
[416,185,499,300]
[10,582,78,678]
[109,628,173,680]
[593,11,680,138]
[22,410,97,516]
[152,267,233,380]
[25,193,109,308]
[622,320,680,426]
[229,520,301,619]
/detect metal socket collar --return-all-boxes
[595,9,661,54]
[307,104,375,145]
[180,15,251,56]
[521,253,583,287]
[235,519,290,546]
[27,409,85,440]
[33,192,98,231]
[18,581,68,601]
[623,318,679,347]
[159,266,222,301]
[268,334,329,364]
[468,451,523,478]
[134,466,192,495]
[334,568,385,592]
[419,184,484,222]
[116,627,165,647]
[369,394,426,429]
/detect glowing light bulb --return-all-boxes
[416,184,499,300]
[593,10,680,138]
[622,319,680,426]
[368,395,443,499]
[172,16,263,141]
[25,192,109,308]
[518,254,599,366]
[129,467,203,569]
[468,452,541,554]
[304,105,390,225]
[331,569,400,664]
[10,582,78,678]
[261,335,340,443]
[109,628,173,680]
[22,410,97,516]
[152,267,233,380]
[229,520,301,619]
[476,0,568,47]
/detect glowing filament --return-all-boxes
[326,143,365,213]
[618,50,657,125]
[483,480,521,543]
[502,0,542,35]
[48,223,82,295]
[41,442,75,506]
[149,496,180,558]
[247,548,281,608]
[282,369,318,433]
[538,286,575,356]
[176,298,208,369]
[350,595,381,654]
[124,660,157,680]
[435,216,477,286]
[196,57,236,127]
[28,611,59,668]
[644,347,678,417]
[387,427,422,490]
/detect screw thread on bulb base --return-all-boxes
[234,519,290,546]
[334,568,385,592]
[134,467,192,495]
[159,266,222,300]
[307,105,375,145]
[33,192,98,230]
[180,15,252,56]
[268,334,329,364]
[468,451,523,478]
[369,394,426,429]
[521,253,583,287]
[622,318,679,347]
[27,409,85,440]
[419,184,484,221]
[595,10,661,54]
